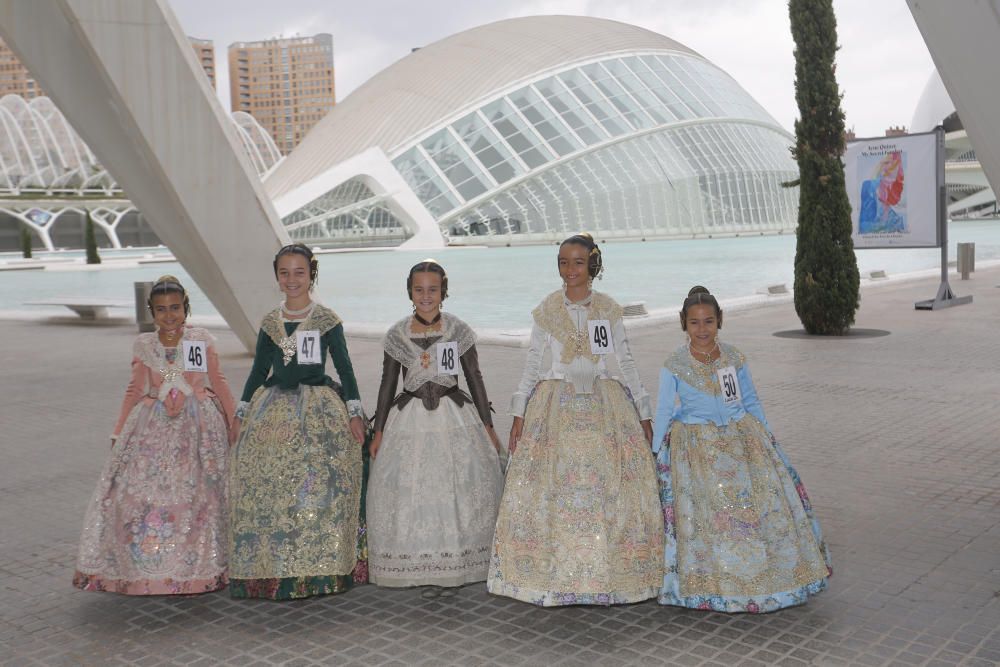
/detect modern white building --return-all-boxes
[266,15,800,248]
[911,69,996,218]
[0,94,282,250]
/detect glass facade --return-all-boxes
[282,178,406,245]
[387,52,796,240]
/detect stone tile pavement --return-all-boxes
[3,268,1000,666]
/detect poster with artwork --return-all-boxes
[845,130,941,248]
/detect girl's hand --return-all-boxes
[369,431,383,459]
[349,416,366,445]
[508,417,524,455]
[230,417,241,447]
[485,425,502,454]
[640,419,653,445]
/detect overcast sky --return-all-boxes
[168,0,935,138]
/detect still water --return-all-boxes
[4,220,999,329]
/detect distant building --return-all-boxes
[0,38,43,98]
[189,37,216,90]
[228,34,335,155]
[884,125,907,137]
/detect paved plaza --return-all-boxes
[2,268,1000,666]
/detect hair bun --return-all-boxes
[576,232,594,242]
[154,274,181,285]
[687,285,711,297]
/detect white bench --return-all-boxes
[25,298,132,320]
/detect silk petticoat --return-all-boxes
[367,397,503,587]
[488,379,663,606]
[656,415,831,612]
[73,396,229,595]
[228,383,366,599]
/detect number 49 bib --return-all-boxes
[716,365,742,405]
[588,319,614,355]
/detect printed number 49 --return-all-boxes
[592,325,609,348]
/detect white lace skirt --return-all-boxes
[367,397,503,587]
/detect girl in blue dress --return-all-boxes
[651,286,830,613]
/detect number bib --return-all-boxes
[296,330,321,365]
[588,319,614,355]
[716,365,742,405]
[436,341,459,376]
[182,340,207,372]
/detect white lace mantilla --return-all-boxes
[133,327,215,401]
[382,312,476,393]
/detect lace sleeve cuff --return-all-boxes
[636,394,653,421]
[234,400,250,420]
[509,392,528,418]
[346,399,364,419]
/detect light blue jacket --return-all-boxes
[651,343,769,453]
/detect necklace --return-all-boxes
[281,300,314,317]
[413,312,441,327]
[689,341,719,365]
[161,328,181,343]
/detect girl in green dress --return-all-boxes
[229,244,369,599]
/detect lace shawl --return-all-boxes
[382,312,477,392]
[261,304,342,366]
[664,342,746,396]
[531,289,624,365]
[134,327,216,400]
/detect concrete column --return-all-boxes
[0,0,290,350]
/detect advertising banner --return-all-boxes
[845,130,941,248]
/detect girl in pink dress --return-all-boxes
[73,275,236,595]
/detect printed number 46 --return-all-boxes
[187,345,203,367]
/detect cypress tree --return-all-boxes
[20,224,32,258]
[85,210,102,264]
[789,0,859,334]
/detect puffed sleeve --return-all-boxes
[509,323,546,417]
[373,352,401,434]
[651,368,679,454]
[460,345,493,427]
[206,340,236,426]
[611,318,652,420]
[113,340,147,437]
[326,323,363,418]
[239,328,272,404]
[738,363,770,433]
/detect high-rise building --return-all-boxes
[0,38,43,98]
[0,36,217,97]
[189,37,216,90]
[228,34,335,155]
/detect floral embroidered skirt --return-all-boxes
[74,397,229,595]
[229,384,367,600]
[488,379,663,606]
[656,416,831,613]
[367,398,503,587]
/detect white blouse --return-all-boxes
[509,292,652,420]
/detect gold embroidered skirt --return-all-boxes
[488,379,663,606]
[229,384,361,592]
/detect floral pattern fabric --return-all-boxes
[654,344,831,613]
[74,393,230,595]
[228,383,363,598]
[488,379,663,606]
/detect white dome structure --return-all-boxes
[266,15,800,247]
[911,70,993,217]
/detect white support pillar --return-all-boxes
[0,0,289,350]
[907,1,1000,203]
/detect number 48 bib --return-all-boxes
[436,341,459,376]
[716,365,742,405]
